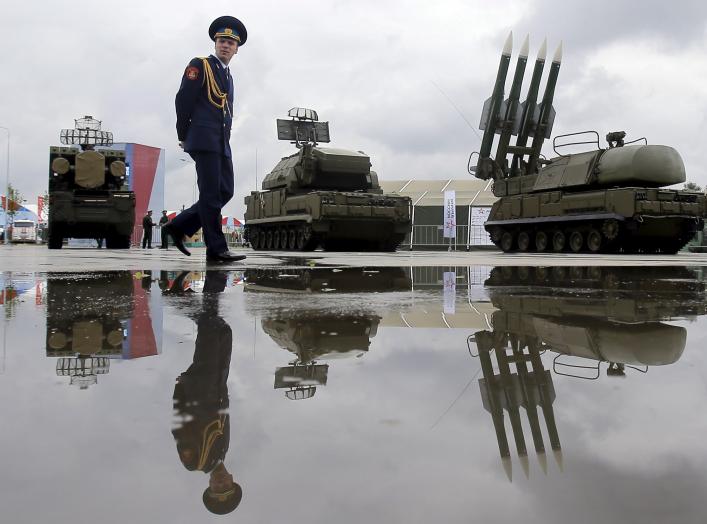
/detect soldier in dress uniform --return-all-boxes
[162,16,248,263]
[172,271,243,514]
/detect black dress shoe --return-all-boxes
[206,250,247,263]
[162,223,191,256]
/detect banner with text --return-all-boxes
[443,190,456,238]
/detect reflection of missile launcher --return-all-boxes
[485,266,707,324]
[243,108,412,252]
[472,34,706,254]
[471,264,706,478]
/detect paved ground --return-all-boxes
[3,244,707,271]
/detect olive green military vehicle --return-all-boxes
[48,116,135,249]
[244,108,412,251]
[472,35,706,253]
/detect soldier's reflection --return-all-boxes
[171,271,242,515]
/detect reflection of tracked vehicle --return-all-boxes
[471,265,705,478]
[48,116,135,249]
[46,272,134,388]
[244,267,405,399]
[481,265,706,373]
[267,313,380,400]
[244,108,412,251]
[472,35,706,253]
[244,267,412,294]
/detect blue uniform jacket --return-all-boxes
[175,55,234,157]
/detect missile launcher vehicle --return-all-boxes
[244,108,412,251]
[48,116,135,249]
[472,34,706,254]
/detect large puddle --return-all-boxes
[1,265,706,522]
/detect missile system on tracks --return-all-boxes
[471,34,706,254]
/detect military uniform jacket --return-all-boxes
[175,55,234,158]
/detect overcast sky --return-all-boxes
[1,0,706,218]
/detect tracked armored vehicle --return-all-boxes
[244,108,412,251]
[472,34,706,254]
[48,116,135,249]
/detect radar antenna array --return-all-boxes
[276,107,330,148]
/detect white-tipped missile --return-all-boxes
[520,455,530,479]
[502,456,513,482]
[527,40,564,174]
[554,448,565,472]
[519,34,529,58]
[537,37,547,61]
[476,31,514,178]
[511,38,547,174]
[538,451,548,475]
[502,31,513,56]
[553,41,563,63]
[494,34,530,165]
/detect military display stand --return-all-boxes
[471,34,706,254]
[48,116,135,249]
[244,108,412,251]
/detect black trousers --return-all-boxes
[170,152,234,255]
[142,228,152,248]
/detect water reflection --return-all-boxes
[171,271,242,515]
[470,266,707,480]
[45,272,161,388]
[245,268,410,399]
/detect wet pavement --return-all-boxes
[2,256,707,523]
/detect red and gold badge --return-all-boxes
[185,66,199,80]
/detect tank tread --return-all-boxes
[487,217,700,254]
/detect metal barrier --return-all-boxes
[408,224,493,250]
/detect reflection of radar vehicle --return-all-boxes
[244,267,408,399]
[267,314,380,400]
[244,108,412,251]
[48,116,135,249]
[472,35,706,253]
[46,272,134,388]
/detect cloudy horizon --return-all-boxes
[1,0,706,218]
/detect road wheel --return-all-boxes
[489,227,502,244]
[273,229,281,250]
[552,231,566,252]
[500,231,515,252]
[287,228,297,250]
[602,219,620,240]
[569,230,584,253]
[587,228,603,253]
[535,231,548,252]
[517,231,531,252]
[296,226,315,251]
[265,230,273,250]
[251,229,262,250]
